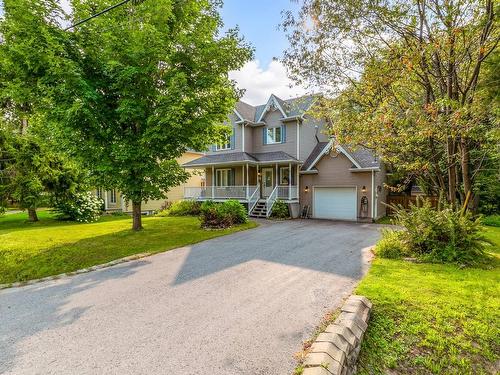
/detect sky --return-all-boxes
[222,0,308,104]
[0,0,308,105]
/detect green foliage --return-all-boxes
[375,229,408,259]
[283,0,499,210]
[0,212,257,284]
[55,0,253,230]
[270,200,290,219]
[53,192,103,223]
[158,200,201,217]
[356,231,499,374]
[482,215,500,227]
[389,200,486,265]
[200,200,248,228]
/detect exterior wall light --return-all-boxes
[305,186,309,193]
[361,186,367,193]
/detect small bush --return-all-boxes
[200,200,248,228]
[482,215,500,227]
[53,192,103,223]
[157,200,201,217]
[387,199,486,265]
[271,200,290,219]
[376,229,408,259]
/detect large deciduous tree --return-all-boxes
[283,0,499,210]
[62,0,252,230]
[0,0,81,220]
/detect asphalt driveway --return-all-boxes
[0,219,380,375]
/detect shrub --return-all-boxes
[388,199,486,265]
[482,215,500,227]
[53,192,103,223]
[376,229,408,259]
[157,200,200,217]
[270,200,290,219]
[199,199,248,228]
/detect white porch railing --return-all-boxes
[266,186,279,218]
[277,186,299,200]
[248,186,260,214]
[184,186,258,200]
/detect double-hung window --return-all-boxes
[279,167,290,185]
[215,134,231,151]
[110,189,117,204]
[266,126,282,144]
[216,169,232,187]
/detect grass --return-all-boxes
[355,222,500,374]
[0,211,257,285]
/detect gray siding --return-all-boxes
[299,115,329,161]
[251,109,298,157]
[299,153,374,219]
[206,113,243,155]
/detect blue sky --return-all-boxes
[221,0,295,66]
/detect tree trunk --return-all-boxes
[132,201,143,231]
[28,208,38,222]
[447,138,457,206]
[460,138,473,210]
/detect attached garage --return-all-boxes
[313,187,357,221]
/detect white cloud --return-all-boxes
[229,60,308,106]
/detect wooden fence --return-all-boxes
[385,195,439,215]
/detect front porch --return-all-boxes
[182,151,301,216]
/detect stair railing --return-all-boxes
[248,186,260,214]
[265,186,279,218]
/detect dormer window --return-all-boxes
[266,126,282,144]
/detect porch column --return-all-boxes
[246,163,249,199]
[104,190,108,210]
[275,163,278,188]
[288,162,291,200]
[211,166,215,199]
[296,165,300,199]
[257,164,259,196]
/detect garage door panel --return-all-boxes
[313,187,357,220]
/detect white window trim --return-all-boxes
[110,189,117,204]
[279,166,290,185]
[266,127,282,144]
[216,168,231,187]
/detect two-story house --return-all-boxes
[182,94,387,221]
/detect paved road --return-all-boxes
[0,219,380,375]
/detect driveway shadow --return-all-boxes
[173,219,380,286]
[0,260,148,374]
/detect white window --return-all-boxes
[216,169,231,186]
[96,188,103,199]
[215,135,231,151]
[266,127,282,144]
[280,167,290,185]
[110,189,117,204]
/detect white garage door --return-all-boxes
[313,187,357,220]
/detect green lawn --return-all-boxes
[356,225,500,374]
[0,211,257,285]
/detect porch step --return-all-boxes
[249,202,267,218]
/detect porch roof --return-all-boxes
[182,151,299,168]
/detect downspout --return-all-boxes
[371,170,375,221]
[296,119,300,160]
[241,123,245,152]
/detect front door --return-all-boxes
[261,168,274,197]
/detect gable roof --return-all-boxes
[234,101,256,122]
[301,140,381,171]
[235,94,318,124]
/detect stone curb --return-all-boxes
[0,252,152,290]
[302,295,372,375]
